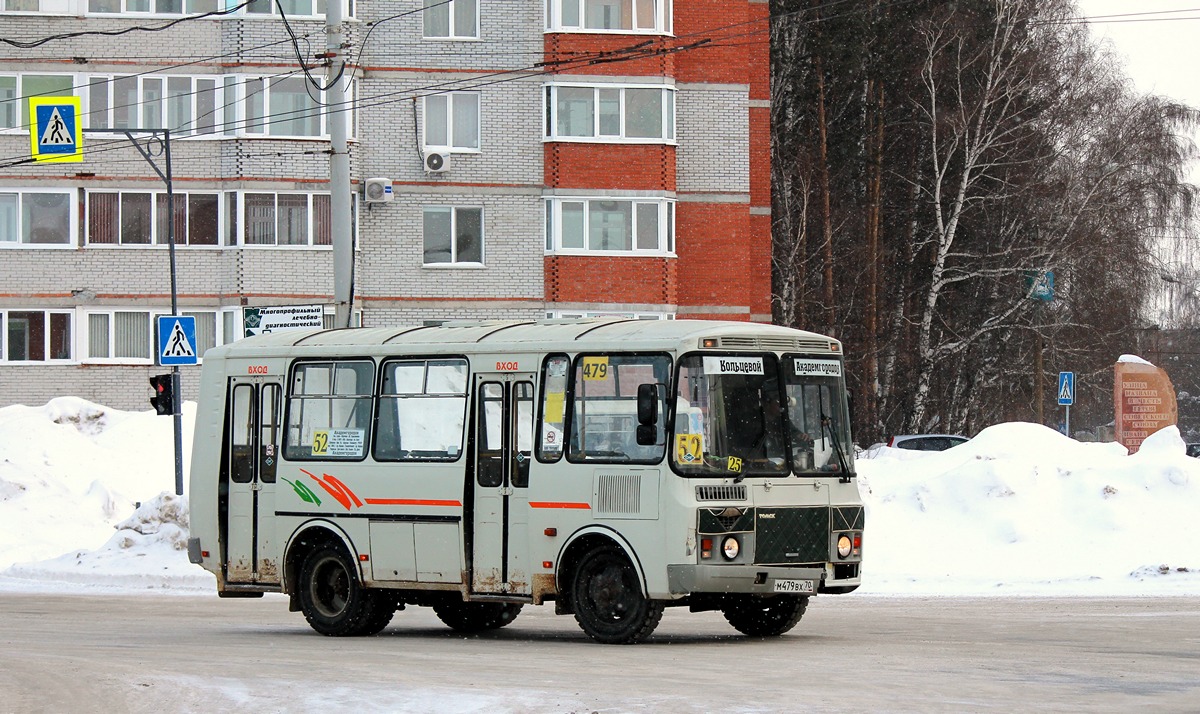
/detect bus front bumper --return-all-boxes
[666,564,825,596]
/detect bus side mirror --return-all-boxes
[636,383,660,446]
[637,383,659,425]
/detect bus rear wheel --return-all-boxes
[298,544,392,636]
[433,601,523,633]
[571,546,664,644]
[721,594,808,637]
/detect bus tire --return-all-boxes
[356,593,399,636]
[571,545,663,644]
[298,543,387,636]
[721,594,808,637]
[432,601,523,633]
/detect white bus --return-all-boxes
[188,319,863,644]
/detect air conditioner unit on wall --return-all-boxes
[364,177,393,203]
[423,151,450,173]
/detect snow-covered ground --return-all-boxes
[0,397,1197,596]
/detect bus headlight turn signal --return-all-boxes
[722,536,739,560]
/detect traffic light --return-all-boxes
[150,373,175,416]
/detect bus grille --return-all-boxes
[715,336,834,352]
[754,507,829,564]
[695,485,747,502]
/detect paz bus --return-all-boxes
[187,318,863,644]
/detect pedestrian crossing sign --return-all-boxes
[1057,371,1075,406]
[29,96,83,163]
[158,315,198,366]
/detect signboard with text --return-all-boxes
[1114,359,1177,454]
[242,304,324,338]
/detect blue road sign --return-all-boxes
[1024,270,1055,301]
[29,96,83,163]
[158,315,198,366]
[1057,371,1075,406]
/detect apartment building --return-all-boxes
[0,0,771,410]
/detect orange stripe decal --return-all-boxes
[529,501,592,510]
[363,498,462,507]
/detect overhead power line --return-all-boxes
[0,0,918,169]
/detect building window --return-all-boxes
[545,197,674,254]
[87,191,220,246]
[87,74,230,137]
[84,74,351,139]
[0,190,74,246]
[83,309,227,363]
[241,192,336,247]
[424,92,480,151]
[423,207,483,265]
[1,310,71,362]
[0,74,74,130]
[0,0,71,12]
[87,0,348,16]
[547,0,670,33]
[547,310,674,320]
[545,84,674,142]
[424,0,477,39]
[85,310,158,361]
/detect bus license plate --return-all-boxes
[773,579,814,594]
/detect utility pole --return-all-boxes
[327,0,353,328]
[89,126,186,496]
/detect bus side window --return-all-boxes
[513,381,534,487]
[374,359,468,462]
[285,360,374,461]
[230,384,254,483]
[259,383,280,482]
[477,382,504,487]
[537,354,569,462]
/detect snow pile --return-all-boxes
[0,397,210,592]
[0,398,1198,596]
[856,422,1200,595]
[4,492,214,592]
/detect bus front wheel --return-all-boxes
[721,594,808,637]
[571,546,664,644]
[298,543,392,636]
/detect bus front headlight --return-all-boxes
[837,534,853,559]
[722,536,740,561]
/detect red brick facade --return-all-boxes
[546,144,677,192]
[544,0,772,323]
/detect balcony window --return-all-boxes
[546,85,674,142]
[548,0,670,33]
[545,197,674,254]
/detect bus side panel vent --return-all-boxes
[594,470,659,519]
[695,485,747,502]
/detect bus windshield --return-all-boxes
[672,354,788,477]
[784,356,853,474]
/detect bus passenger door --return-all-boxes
[225,378,282,585]
[471,375,535,595]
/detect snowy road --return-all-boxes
[0,593,1197,713]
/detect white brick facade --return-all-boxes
[0,1,765,409]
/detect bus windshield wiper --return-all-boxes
[820,409,851,483]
